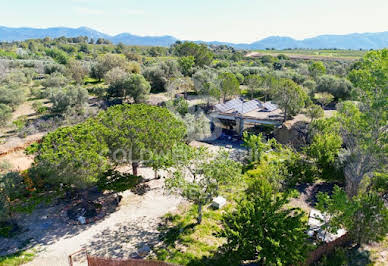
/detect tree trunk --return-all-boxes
[197,203,203,224]
[283,109,287,122]
[132,162,139,176]
[154,169,158,179]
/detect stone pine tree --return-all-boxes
[97,104,186,176]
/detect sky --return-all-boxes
[1,0,387,43]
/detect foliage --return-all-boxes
[97,169,142,192]
[305,132,343,181]
[42,72,68,88]
[183,111,212,141]
[66,59,88,84]
[166,97,189,116]
[221,178,307,265]
[317,186,388,246]
[0,103,12,126]
[91,54,136,81]
[44,64,66,75]
[97,104,186,175]
[173,41,214,67]
[108,73,151,103]
[166,147,241,224]
[305,104,324,122]
[48,86,88,113]
[309,61,326,78]
[45,48,68,64]
[143,60,181,92]
[316,75,353,100]
[217,72,240,102]
[336,49,387,196]
[314,92,334,108]
[0,172,28,223]
[178,56,195,76]
[192,68,219,104]
[271,78,307,121]
[242,132,272,163]
[0,250,35,266]
[0,84,27,110]
[28,120,110,189]
[246,74,263,99]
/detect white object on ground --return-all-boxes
[308,208,347,243]
[212,196,226,209]
[77,216,86,224]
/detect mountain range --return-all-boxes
[0,26,387,50]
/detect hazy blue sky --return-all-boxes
[1,0,387,43]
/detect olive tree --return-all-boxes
[166,146,241,224]
[48,86,89,114]
[0,104,12,127]
[66,59,89,84]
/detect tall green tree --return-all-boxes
[309,61,326,79]
[173,42,214,67]
[246,75,263,99]
[317,186,388,247]
[218,72,240,102]
[27,120,110,190]
[221,178,307,265]
[272,79,307,121]
[305,132,343,181]
[97,104,186,176]
[178,56,195,76]
[339,49,387,196]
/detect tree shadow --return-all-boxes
[82,219,160,259]
[294,182,343,208]
[0,191,120,256]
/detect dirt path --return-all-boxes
[0,167,183,266]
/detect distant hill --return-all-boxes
[0,26,387,50]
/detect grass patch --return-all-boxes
[153,183,246,266]
[0,250,35,266]
[154,204,228,265]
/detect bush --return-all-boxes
[0,84,27,110]
[42,72,68,89]
[143,61,181,92]
[44,64,66,75]
[48,86,88,113]
[316,75,353,100]
[0,104,12,126]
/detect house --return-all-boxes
[211,98,284,135]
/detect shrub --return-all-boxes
[0,104,12,126]
[48,86,88,113]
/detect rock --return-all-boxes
[212,196,226,209]
[137,244,151,257]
